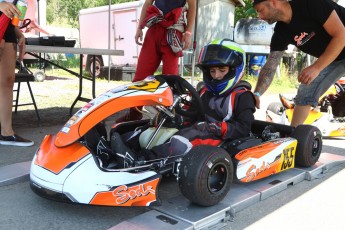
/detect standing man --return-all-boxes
[116,0,196,122]
[252,0,345,127]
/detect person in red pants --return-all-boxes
[116,0,196,122]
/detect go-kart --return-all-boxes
[266,77,345,137]
[30,75,322,207]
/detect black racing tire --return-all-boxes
[291,125,322,167]
[178,145,233,206]
[89,56,103,78]
[33,70,46,82]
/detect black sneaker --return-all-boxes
[111,132,137,168]
[0,134,34,147]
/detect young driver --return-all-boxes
[112,39,256,164]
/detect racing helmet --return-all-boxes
[197,39,246,96]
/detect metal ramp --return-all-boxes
[110,153,345,230]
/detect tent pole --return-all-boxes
[108,0,111,82]
[190,0,199,86]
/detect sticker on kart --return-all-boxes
[90,177,160,206]
[236,138,297,182]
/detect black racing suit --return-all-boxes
[149,84,256,159]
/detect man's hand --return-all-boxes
[254,94,261,109]
[298,65,320,85]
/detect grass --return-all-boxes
[38,64,299,95]
[243,64,299,94]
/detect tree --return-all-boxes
[235,0,257,24]
[47,0,135,27]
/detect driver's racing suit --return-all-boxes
[145,84,256,160]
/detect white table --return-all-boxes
[25,45,124,115]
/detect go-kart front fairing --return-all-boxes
[30,76,176,207]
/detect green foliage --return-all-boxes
[243,64,298,94]
[46,0,135,28]
[235,0,257,24]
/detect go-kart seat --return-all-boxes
[110,119,150,136]
[222,136,262,156]
[139,127,179,149]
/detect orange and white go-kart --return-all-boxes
[30,75,322,207]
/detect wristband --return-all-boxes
[254,92,260,97]
[185,31,192,35]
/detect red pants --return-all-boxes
[133,25,180,82]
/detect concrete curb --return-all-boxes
[0,161,31,187]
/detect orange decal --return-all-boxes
[245,161,271,182]
[90,178,160,206]
[235,141,280,161]
[114,183,155,205]
[35,135,90,174]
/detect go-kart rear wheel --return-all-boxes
[291,125,322,167]
[178,145,233,206]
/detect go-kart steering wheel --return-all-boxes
[155,75,205,121]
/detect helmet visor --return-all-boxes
[199,45,242,67]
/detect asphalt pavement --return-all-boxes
[1,93,345,230]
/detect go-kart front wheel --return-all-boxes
[291,125,322,167]
[178,145,233,206]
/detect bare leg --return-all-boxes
[0,42,16,136]
[0,39,4,61]
[290,105,311,127]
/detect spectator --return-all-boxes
[116,0,196,122]
[252,0,345,127]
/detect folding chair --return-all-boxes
[13,61,40,120]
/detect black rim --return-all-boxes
[208,162,228,193]
[312,136,321,157]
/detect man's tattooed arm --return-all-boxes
[254,51,284,95]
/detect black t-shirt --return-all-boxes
[271,0,345,60]
[154,0,186,15]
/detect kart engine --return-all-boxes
[262,125,281,141]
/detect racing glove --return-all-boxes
[193,121,225,137]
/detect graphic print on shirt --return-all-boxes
[294,31,315,46]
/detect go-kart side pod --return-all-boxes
[30,134,162,206]
[234,137,297,183]
[55,78,173,147]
